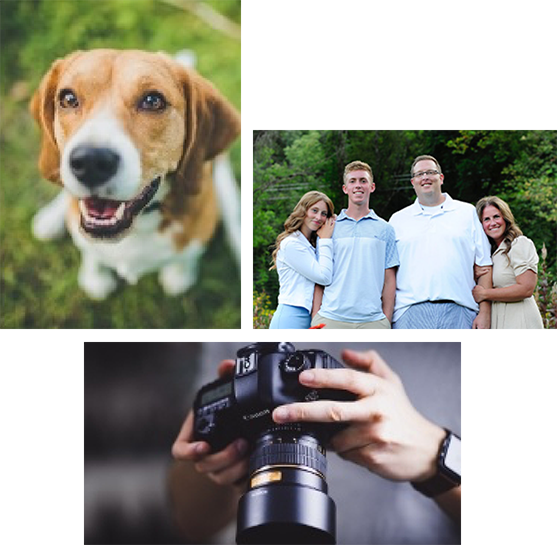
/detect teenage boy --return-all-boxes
[311,160,399,329]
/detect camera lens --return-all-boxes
[236,425,336,544]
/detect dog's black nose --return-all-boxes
[69,146,120,187]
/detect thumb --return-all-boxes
[217,359,235,378]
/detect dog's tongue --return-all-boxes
[83,197,122,219]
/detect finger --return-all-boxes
[336,445,376,473]
[217,359,235,378]
[194,438,249,473]
[273,398,373,424]
[172,412,210,460]
[172,438,211,460]
[172,409,218,460]
[208,458,249,487]
[341,349,400,384]
[330,422,378,454]
[296,367,379,397]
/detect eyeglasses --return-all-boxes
[412,169,440,179]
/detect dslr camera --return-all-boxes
[193,342,355,544]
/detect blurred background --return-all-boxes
[84,342,461,544]
[0,0,241,328]
[253,130,557,328]
[84,342,243,544]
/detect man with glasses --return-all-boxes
[389,155,493,329]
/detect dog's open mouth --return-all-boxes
[78,177,161,238]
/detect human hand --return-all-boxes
[472,307,491,329]
[172,360,249,490]
[272,349,446,482]
[472,285,487,303]
[474,264,491,280]
[316,215,336,239]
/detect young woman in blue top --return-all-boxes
[269,191,336,328]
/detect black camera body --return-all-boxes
[194,342,353,451]
[193,343,356,545]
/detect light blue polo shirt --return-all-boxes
[319,209,399,323]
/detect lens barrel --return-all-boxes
[236,426,336,544]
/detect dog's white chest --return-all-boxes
[70,215,177,284]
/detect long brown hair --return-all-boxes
[270,191,334,270]
[476,196,523,257]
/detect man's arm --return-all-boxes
[168,457,240,541]
[473,269,537,303]
[382,267,396,322]
[473,265,492,329]
[312,284,324,318]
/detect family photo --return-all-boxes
[253,130,557,329]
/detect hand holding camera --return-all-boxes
[273,348,447,483]
[172,359,250,491]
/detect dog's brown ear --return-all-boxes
[175,66,241,195]
[29,52,81,184]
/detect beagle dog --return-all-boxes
[30,49,240,299]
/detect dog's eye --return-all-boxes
[59,89,80,109]
[139,92,167,111]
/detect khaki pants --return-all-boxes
[311,312,391,329]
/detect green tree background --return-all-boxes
[254,130,557,323]
[0,0,240,328]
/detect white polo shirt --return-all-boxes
[276,232,333,312]
[389,193,492,322]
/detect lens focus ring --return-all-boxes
[250,440,327,477]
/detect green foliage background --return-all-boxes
[254,130,557,310]
[0,0,241,328]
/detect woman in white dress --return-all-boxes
[473,196,544,328]
[269,191,335,329]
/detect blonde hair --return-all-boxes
[476,196,523,257]
[343,160,373,183]
[270,191,334,270]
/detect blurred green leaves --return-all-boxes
[1,0,240,105]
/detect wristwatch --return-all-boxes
[412,429,461,497]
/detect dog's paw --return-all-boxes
[159,241,205,296]
[159,262,197,296]
[32,192,69,241]
[78,266,118,300]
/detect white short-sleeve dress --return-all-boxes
[491,236,544,329]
